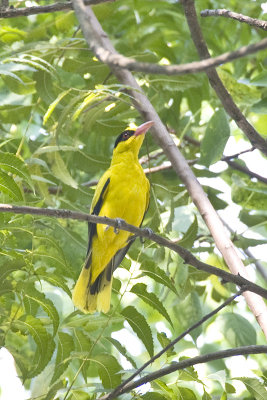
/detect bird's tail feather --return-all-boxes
[72,264,113,314]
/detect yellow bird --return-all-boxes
[72,121,154,313]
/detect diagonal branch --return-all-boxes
[0,0,113,18]
[201,9,267,31]
[181,0,267,156]
[101,289,246,400]
[103,345,267,397]
[72,0,267,337]
[1,203,267,300]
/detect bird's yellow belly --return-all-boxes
[91,166,148,282]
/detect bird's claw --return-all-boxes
[143,227,154,237]
[140,227,153,243]
[114,218,124,234]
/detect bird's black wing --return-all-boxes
[85,177,110,269]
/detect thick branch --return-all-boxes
[1,203,267,300]
[182,0,267,156]
[106,345,267,397]
[72,0,267,337]
[104,289,246,400]
[201,9,267,31]
[0,0,113,18]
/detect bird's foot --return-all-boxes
[114,218,125,234]
[142,227,154,237]
[140,227,154,243]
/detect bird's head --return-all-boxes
[112,121,154,159]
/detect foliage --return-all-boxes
[0,0,266,399]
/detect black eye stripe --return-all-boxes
[114,130,135,149]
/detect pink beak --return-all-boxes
[134,121,154,137]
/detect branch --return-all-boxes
[104,345,267,397]
[0,0,113,18]
[201,9,267,31]
[181,0,267,156]
[221,217,267,282]
[183,137,267,184]
[72,0,267,337]
[225,159,267,185]
[102,289,246,400]
[1,203,267,300]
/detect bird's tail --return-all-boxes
[72,264,113,314]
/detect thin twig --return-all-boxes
[221,147,255,161]
[72,0,267,337]
[181,0,267,156]
[183,137,266,183]
[201,9,267,31]
[222,217,267,282]
[225,159,267,185]
[103,345,267,397]
[103,289,246,400]
[1,203,267,300]
[0,0,113,18]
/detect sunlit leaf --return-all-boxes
[131,283,173,326]
[200,109,230,167]
[121,306,154,357]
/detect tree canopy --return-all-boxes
[0,0,267,399]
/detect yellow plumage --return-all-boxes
[72,121,153,313]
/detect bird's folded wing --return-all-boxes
[86,171,111,261]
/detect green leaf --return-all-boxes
[35,268,71,297]
[23,284,59,336]
[178,291,202,341]
[140,262,177,295]
[142,393,167,400]
[219,313,256,347]
[218,69,260,106]
[43,89,71,125]
[0,26,26,43]
[178,215,198,248]
[225,383,235,394]
[105,336,137,368]
[0,63,25,84]
[200,109,230,167]
[0,104,32,124]
[93,353,122,389]
[231,175,267,210]
[131,283,173,326]
[50,152,78,189]
[251,98,267,114]
[12,315,55,379]
[202,390,212,400]
[0,151,34,190]
[0,169,23,200]
[250,70,267,87]
[72,92,98,121]
[157,332,175,358]
[51,332,75,384]
[177,387,197,400]
[121,306,154,357]
[234,377,267,400]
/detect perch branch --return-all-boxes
[72,0,267,337]
[201,9,267,31]
[103,345,267,397]
[1,203,267,299]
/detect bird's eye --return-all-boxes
[123,132,129,139]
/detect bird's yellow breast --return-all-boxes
[91,158,149,283]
